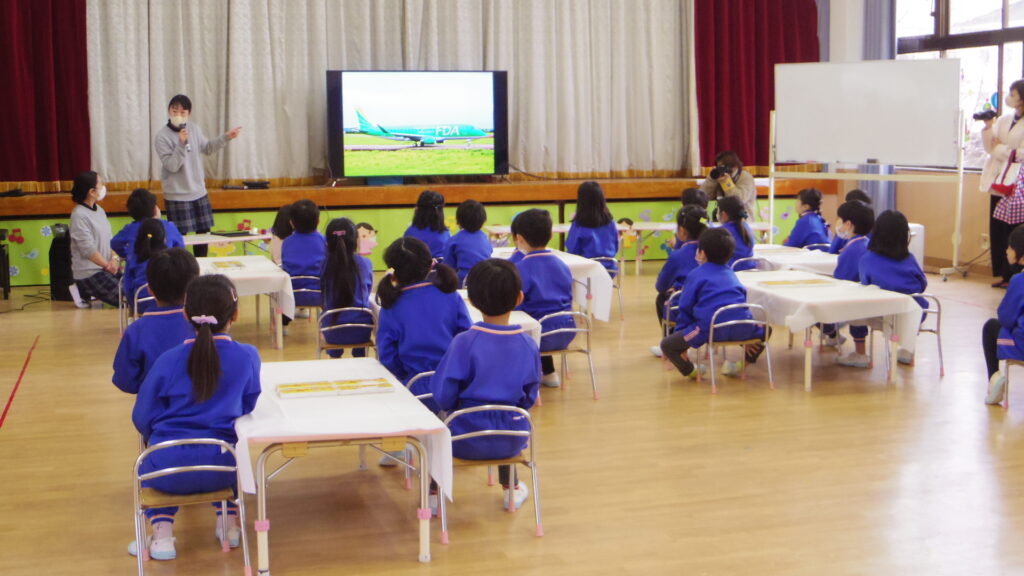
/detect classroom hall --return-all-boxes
[3,1,1024,575]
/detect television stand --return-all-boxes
[367,176,404,186]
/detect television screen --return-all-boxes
[327,70,509,179]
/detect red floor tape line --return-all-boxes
[0,335,40,429]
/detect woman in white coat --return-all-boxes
[982,79,1024,288]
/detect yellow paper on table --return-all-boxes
[212,260,245,269]
[276,378,394,398]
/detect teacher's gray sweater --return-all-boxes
[154,123,229,202]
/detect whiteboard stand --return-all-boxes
[768,110,968,281]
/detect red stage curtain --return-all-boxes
[695,0,819,172]
[0,0,90,188]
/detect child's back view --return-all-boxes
[716,196,756,270]
[566,181,619,273]
[513,209,575,387]
[281,199,326,307]
[431,258,540,509]
[443,200,493,285]
[320,218,375,357]
[404,190,451,258]
[113,248,199,394]
[785,188,830,249]
[111,188,185,259]
[124,218,169,313]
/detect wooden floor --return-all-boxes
[1,268,1022,575]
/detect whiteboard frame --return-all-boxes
[768,110,966,279]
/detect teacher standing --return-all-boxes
[154,94,241,257]
[982,80,1024,288]
[700,150,759,221]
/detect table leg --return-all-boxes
[804,328,813,391]
[255,445,281,576]
[888,317,899,383]
[405,437,431,563]
[271,293,283,350]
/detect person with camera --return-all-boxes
[154,94,242,258]
[982,80,1024,288]
[700,150,759,221]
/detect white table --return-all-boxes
[185,232,272,255]
[752,244,839,276]
[197,256,295,349]
[493,247,614,322]
[736,270,922,390]
[630,221,773,275]
[456,290,543,346]
[235,358,452,572]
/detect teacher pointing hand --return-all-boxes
[981,80,1024,288]
[154,94,242,257]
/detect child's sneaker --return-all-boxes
[986,371,1007,405]
[823,334,846,348]
[650,345,664,358]
[683,363,707,380]
[837,352,871,368]
[541,373,561,388]
[295,308,311,319]
[214,524,241,548]
[721,360,744,377]
[502,481,530,510]
[897,349,914,365]
[128,537,176,561]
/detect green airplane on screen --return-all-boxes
[355,108,490,146]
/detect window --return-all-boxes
[897,0,1024,167]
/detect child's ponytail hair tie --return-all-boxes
[191,315,218,325]
[333,229,346,237]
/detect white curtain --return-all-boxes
[87,0,697,183]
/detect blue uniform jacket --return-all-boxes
[320,255,375,349]
[112,306,195,394]
[671,262,763,348]
[997,272,1024,361]
[828,235,848,254]
[404,225,451,259]
[132,336,261,445]
[431,322,541,459]
[377,282,471,409]
[123,251,156,313]
[723,221,756,270]
[282,231,327,307]
[859,251,928,310]
[833,235,869,282]
[785,211,830,249]
[111,219,185,259]
[443,230,493,285]
[566,221,619,273]
[655,240,699,293]
[514,250,576,352]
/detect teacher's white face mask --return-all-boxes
[1006,92,1022,108]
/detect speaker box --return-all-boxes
[49,223,73,301]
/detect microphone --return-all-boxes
[182,123,191,152]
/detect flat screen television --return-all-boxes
[327,70,509,179]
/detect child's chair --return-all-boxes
[119,276,130,334]
[132,438,251,576]
[290,275,321,321]
[591,256,625,320]
[538,310,598,399]
[398,371,436,487]
[705,303,774,394]
[731,257,773,271]
[316,307,378,359]
[437,405,542,544]
[134,284,155,317]
[661,289,683,337]
[997,359,1024,409]
[909,293,943,377]
[804,243,832,251]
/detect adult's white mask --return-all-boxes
[95,185,107,201]
[1006,93,1021,109]
[170,115,188,127]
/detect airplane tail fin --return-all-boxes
[356,108,383,134]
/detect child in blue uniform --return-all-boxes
[123,218,168,314]
[431,259,541,509]
[269,204,293,265]
[129,274,261,561]
[111,188,185,259]
[859,210,928,365]
[113,248,199,394]
[674,188,709,249]
[404,190,451,258]
[443,199,493,285]
[821,200,876,367]
[829,189,871,254]
[507,212,526,263]
[983,225,1024,404]
[659,228,766,379]
[320,218,374,357]
[651,206,708,357]
[785,188,830,249]
[566,181,619,273]
[513,209,575,388]
[716,196,756,270]
[376,236,471,412]
[281,199,326,311]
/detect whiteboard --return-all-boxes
[774,60,961,167]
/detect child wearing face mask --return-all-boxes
[822,200,875,365]
[69,171,120,307]
[829,189,872,254]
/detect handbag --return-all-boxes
[994,157,1024,225]
[992,150,1022,196]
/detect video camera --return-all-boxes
[709,166,732,180]
[973,109,998,121]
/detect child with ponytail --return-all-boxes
[784,188,831,249]
[715,196,756,271]
[130,275,261,561]
[320,218,375,357]
[124,218,168,314]
[376,237,471,415]
[404,190,451,258]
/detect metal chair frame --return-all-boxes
[706,303,774,394]
[538,310,598,399]
[803,243,832,251]
[316,307,378,359]
[731,257,774,271]
[134,283,156,318]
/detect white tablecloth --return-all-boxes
[736,270,922,352]
[457,290,542,346]
[493,247,614,321]
[185,232,272,246]
[753,245,839,276]
[198,256,295,319]
[234,358,453,497]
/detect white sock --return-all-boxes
[152,521,174,540]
